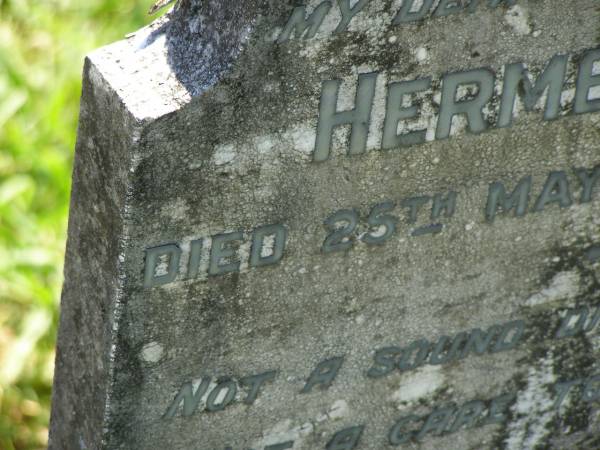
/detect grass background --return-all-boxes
[0,1,154,448]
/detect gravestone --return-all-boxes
[49,1,600,449]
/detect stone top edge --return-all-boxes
[87,15,192,123]
[86,1,264,124]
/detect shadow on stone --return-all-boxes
[160,0,263,96]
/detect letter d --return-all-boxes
[144,244,181,287]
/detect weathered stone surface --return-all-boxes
[50,1,600,449]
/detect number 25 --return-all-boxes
[321,201,397,253]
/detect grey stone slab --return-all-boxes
[50,1,600,449]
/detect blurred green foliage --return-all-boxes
[0,1,151,448]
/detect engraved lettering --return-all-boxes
[401,196,431,223]
[433,0,464,18]
[484,393,516,424]
[206,380,237,412]
[388,415,419,446]
[393,0,435,24]
[498,54,568,127]
[429,332,468,365]
[552,379,581,409]
[265,441,294,450]
[209,231,244,276]
[314,73,378,162]
[335,0,370,34]
[266,442,294,450]
[326,425,364,450]
[415,406,454,441]
[397,339,430,371]
[277,2,332,43]
[485,176,532,222]
[301,356,344,393]
[584,306,600,332]
[369,319,527,379]
[533,171,573,212]
[431,191,457,220]
[222,442,296,450]
[459,325,501,358]
[556,306,588,338]
[312,50,600,162]
[144,165,600,289]
[362,201,398,245]
[582,375,600,403]
[551,374,600,410]
[250,224,287,268]
[388,392,517,446]
[164,370,276,420]
[411,223,443,236]
[241,371,277,405]
[279,0,520,38]
[491,320,525,353]
[187,238,204,279]
[576,165,600,203]
[382,78,432,150]
[436,69,495,140]
[163,377,211,419]
[574,48,600,114]
[144,244,182,288]
[322,209,359,253]
[448,400,485,433]
[487,0,517,6]
[367,347,402,378]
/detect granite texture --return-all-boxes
[50,1,600,449]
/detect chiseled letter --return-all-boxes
[397,339,430,371]
[382,77,432,150]
[492,320,525,353]
[393,0,435,24]
[209,231,244,276]
[301,356,344,393]
[433,0,463,17]
[484,393,516,424]
[388,415,419,445]
[314,73,378,162]
[431,191,457,220]
[556,307,589,339]
[485,176,532,222]
[582,375,600,403]
[574,48,600,114]
[448,400,485,433]
[277,2,332,43]
[335,0,370,33]
[241,371,277,405]
[416,407,454,441]
[187,238,204,279]
[430,332,467,365]
[552,379,580,409]
[488,0,517,6]
[367,347,401,378]
[533,171,572,212]
[206,380,237,412]
[460,325,501,358]
[326,425,364,450]
[498,54,568,127]
[163,377,211,418]
[436,68,495,140]
[250,224,287,268]
[265,442,294,450]
[144,244,182,288]
[576,165,600,203]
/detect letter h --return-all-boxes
[313,73,377,162]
